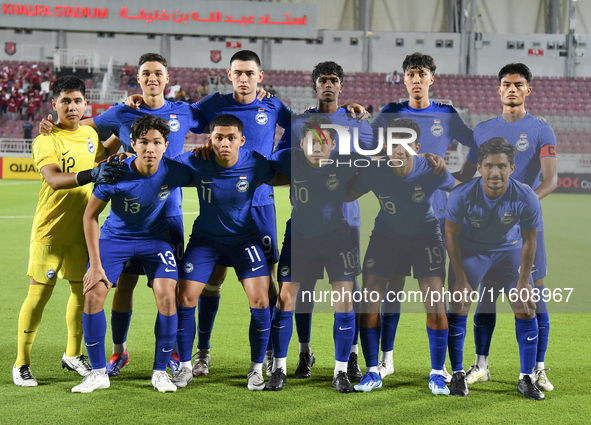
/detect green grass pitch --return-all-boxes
[0,180,590,424]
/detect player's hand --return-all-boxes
[256,87,271,100]
[39,114,55,136]
[90,158,126,184]
[193,142,213,160]
[125,94,143,109]
[106,152,134,163]
[451,276,472,312]
[344,102,370,122]
[422,153,447,176]
[83,265,112,294]
[514,279,537,316]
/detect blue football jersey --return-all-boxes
[93,101,203,218]
[468,113,556,189]
[372,101,473,219]
[93,157,193,241]
[176,149,276,245]
[277,109,374,228]
[190,93,293,207]
[287,149,362,241]
[269,148,291,238]
[467,114,556,232]
[353,156,456,236]
[445,177,542,252]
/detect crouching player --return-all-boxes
[72,115,194,393]
[171,114,283,391]
[345,118,458,395]
[445,137,544,400]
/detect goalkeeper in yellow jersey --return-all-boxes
[13,76,124,387]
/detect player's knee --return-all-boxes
[203,283,222,295]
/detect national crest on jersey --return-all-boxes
[168,114,180,132]
[236,175,249,192]
[430,119,443,137]
[412,185,425,203]
[501,211,515,225]
[516,134,529,151]
[87,137,95,154]
[255,108,268,125]
[158,185,171,200]
[326,174,339,190]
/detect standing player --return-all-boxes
[39,53,204,377]
[187,51,292,377]
[276,61,375,382]
[454,63,557,390]
[370,52,473,378]
[72,115,194,393]
[284,115,362,393]
[13,76,123,387]
[169,115,281,391]
[445,137,544,400]
[346,118,458,395]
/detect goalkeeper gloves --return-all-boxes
[76,158,126,186]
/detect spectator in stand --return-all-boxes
[175,89,191,103]
[127,76,138,89]
[386,70,401,85]
[23,120,33,139]
[191,88,200,103]
[197,81,208,98]
[7,95,16,121]
[366,104,374,114]
[121,62,132,77]
[33,90,43,117]
[0,91,8,115]
[27,99,35,121]
[268,85,277,96]
[16,89,26,117]
[208,69,220,85]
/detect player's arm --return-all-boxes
[264,171,289,186]
[103,134,123,159]
[39,114,97,135]
[342,102,370,122]
[453,159,477,183]
[344,173,365,202]
[535,155,557,200]
[445,218,472,312]
[515,227,538,315]
[82,194,112,294]
[419,152,447,176]
[40,159,125,190]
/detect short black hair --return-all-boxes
[300,115,336,140]
[384,118,421,143]
[498,63,532,85]
[311,61,344,92]
[131,115,170,141]
[138,53,168,69]
[209,114,244,135]
[52,76,86,98]
[478,137,516,165]
[402,52,436,74]
[230,50,261,69]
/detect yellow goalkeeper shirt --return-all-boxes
[30,125,104,245]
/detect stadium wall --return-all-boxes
[2,28,591,76]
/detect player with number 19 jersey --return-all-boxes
[372,102,473,221]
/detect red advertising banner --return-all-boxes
[528,49,544,56]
